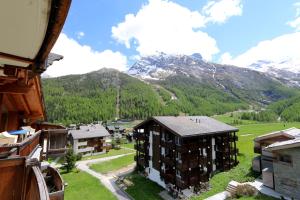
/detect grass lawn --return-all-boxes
[193,122,300,199]
[213,113,257,125]
[89,154,135,174]
[125,172,164,200]
[82,148,135,161]
[121,142,135,149]
[62,170,117,200]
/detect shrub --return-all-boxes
[235,183,258,197]
[64,148,77,173]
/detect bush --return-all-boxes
[64,148,77,173]
[235,183,258,197]
[76,153,83,161]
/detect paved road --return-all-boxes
[76,153,134,200]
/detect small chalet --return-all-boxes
[0,1,71,199]
[69,124,111,156]
[252,127,300,198]
[106,125,126,137]
[133,116,239,195]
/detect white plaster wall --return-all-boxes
[148,167,166,188]
[73,139,79,154]
[212,137,216,171]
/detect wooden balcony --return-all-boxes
[230,135,238,142]
[176,177,188,189]
[0,130,42,158]
[162,140,175,149]
[133,133,146,141]
[161,156,175,166]
[176,144,188,153]
[134,144,146,153]
[137,157,149,167]
[177,158,200,171]
[161,172,175,184]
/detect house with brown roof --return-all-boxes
[252,127,300,198]
[133,116,239,196]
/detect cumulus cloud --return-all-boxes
[112,0,242,60]
[287,2,300,31]
[46,33,127,77]
[76,31,85,39]
[220,32,300,71]
[202,0,243,24]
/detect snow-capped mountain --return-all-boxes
[128,53,300,88]
[246,59,300,87]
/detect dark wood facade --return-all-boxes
[133,118,239,191]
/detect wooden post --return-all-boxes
[234,132,237,164]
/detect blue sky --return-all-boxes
[48,0,300,76]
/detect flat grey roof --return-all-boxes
[135,116,238,137]
[70,124,110,140]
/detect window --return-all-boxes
[278,154,292,164]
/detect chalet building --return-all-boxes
[106,125,126,137]
[252,128,300,198]
[133,116,239,195]
[0,1,71,200]
[69,124,111,156]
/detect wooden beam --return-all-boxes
[34,0,72,72]
[0,52,34,64]
[21,94,30,115]
[0,83,33,94]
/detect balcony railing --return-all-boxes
[161,156,175,166]
[176,144,188,153]
[0,130,42,158]
[134,144,146,153]
[176,177,188,189]
[230,135,238,142]
[161,172,175,184]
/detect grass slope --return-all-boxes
[125,173,164,200]
[89,154,135,174]
[194,122,300,199]
[62,171,117,200]
[82,148,134,161]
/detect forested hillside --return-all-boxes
[42,69,249,125]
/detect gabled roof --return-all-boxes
[135,116,238,137]
[265,138,300,151]
[254,127,300,142]
[70,124,110,140]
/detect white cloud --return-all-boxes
[46,33,127,77]
[202,0,242,24]
[287,2,300,31]
[76,31,85,39]
[219,52,233,64]
[221,32,300,72]
[112,0,243,60]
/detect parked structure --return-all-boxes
[133,116,239,195]
[69,124,111,156]
[252,127,300,198]
[0,1,71,199]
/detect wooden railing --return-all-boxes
[0,130,42,158]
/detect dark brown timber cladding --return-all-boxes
[134,116,239,190]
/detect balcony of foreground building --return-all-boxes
[230,135,238,142]
[176,171,209,189]
[0,151,64,200]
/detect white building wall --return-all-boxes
[212,137,216,171]
[146,130,166,188]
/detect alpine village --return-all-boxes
[1,1,300,200]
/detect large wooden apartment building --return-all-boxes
[133,116,239,194]
[0,1,71,199]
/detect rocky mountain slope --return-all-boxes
[42,53,299,124]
